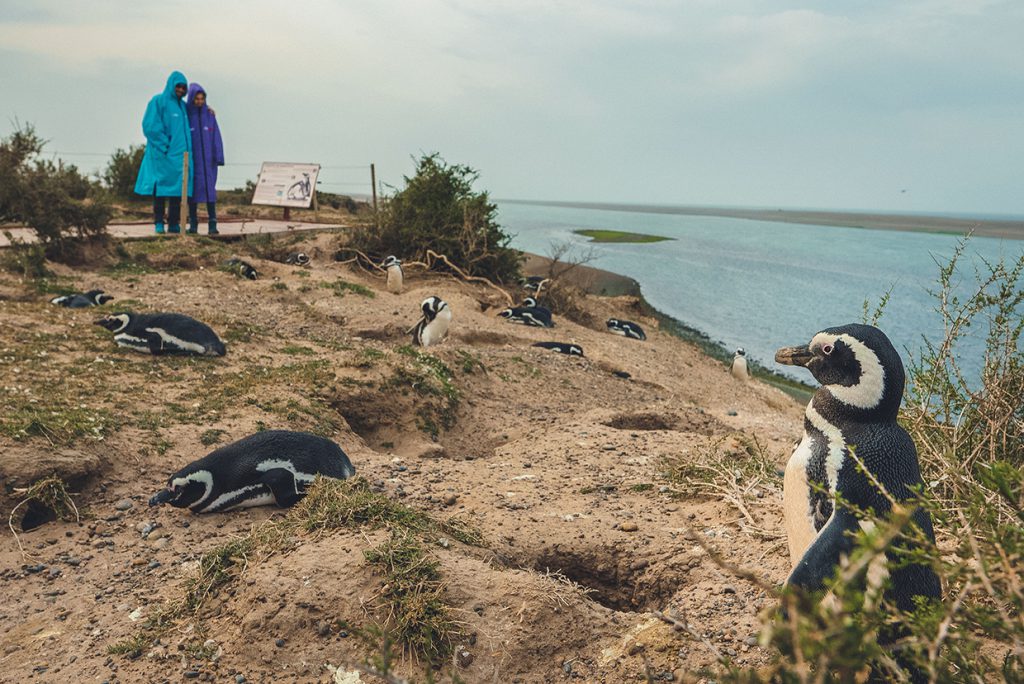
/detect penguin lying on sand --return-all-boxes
[149,430,355,513]
[775,323,940,611]
[224,257,259,280]
[498,306,554,328]
[94,312,226,356]
[607,318,646,340]
[285,252,310,266]
[522,297,551,317]
[731,348,749,380]
[532,341,583,356]
[51,289,113,308]
[382,255,404,294]
[409,296,451,347]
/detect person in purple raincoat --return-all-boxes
[185,83,225,235]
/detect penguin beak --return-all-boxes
[775,344,813,367]
[149,489,174,506]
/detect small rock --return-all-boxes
[744,636,758,646]
[153,538,170,550]
[315,621,331,637]
[726,410,738,417]
[148,560,161,570]
[183,671,200,679]
[25,564,46,574]
[619,522,639,532]
[114,499,134,511]
[722,585,737,595]
[235,676,246,684]
[627,642,645,656]
[275,639,285,648]
[456,648,473,668]
[443,495,458,506]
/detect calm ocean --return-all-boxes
[496,201,1022,381]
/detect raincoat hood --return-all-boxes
[187,82,207,109]
[164,71,188,99]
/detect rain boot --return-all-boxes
[168,224,181,234]
[187,216,198,234]
[154,222,165,235]
[207,220,219,236]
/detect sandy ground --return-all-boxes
[0,232,806,683]
[0,220,343,248]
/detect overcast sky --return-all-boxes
[1,0,1022,215]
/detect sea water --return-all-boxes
[497,201,1022,382]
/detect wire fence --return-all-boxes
[48,150,376,197]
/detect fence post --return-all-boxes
[370,163,378,213]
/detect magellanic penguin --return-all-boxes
[731,348,750,381]
[775,323,940,613]
[520,275,550,294]
[532,341,583,356]
[94,312,227,356]
[521,297,552,317]
[382,255,404,294]
[409,296,451,347]
[498,306,554,328]
[149,430,355,513]
[285,252,310,266]
[224,257,259,280]
[606,318,646,340]
[51,289,114,308]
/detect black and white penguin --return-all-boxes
[498,306,554,328]
[382,255,404,294]
[731,348,750,381]
[775,323,940,613]
[521,297,552,317]
[50,289,114,308]
[520,275,549,294]
[149,430,355,513]
[532,341,583,356]
[606,318,646,340]
[285,252,310,266]
[410,296,451,347]
[94,312,227,356]
[224,257,258,280]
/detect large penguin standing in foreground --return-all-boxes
[775,323,940,612]
[149,430,355,513]
[94,312,226,356]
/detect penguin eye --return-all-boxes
[822,344,834,355]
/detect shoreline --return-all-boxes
[502,199,1024,241]
[520,251,814,400]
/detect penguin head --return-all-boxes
[735,348,746,357]
[421,296,447,322]
[775,323,905,415]
[498,308,514,319]
[149,469,214,509]
[607,318,620,329]
[568,344,584,356]
[522,297,538,308]
[293,252,310,265]
[382,255,401,269]
[94,312,133,333]
[85,289,113,305]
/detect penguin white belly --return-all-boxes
[386,267,403,294]
[731,356,749,381]
[114,333,151,352]
[783,433,818,567]
[420,308,451,347]
[145,326,207,354]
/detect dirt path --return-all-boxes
[0,232,805,683]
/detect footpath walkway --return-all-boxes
[0,219,347,247]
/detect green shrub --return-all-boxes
[352,152,521,283]
[0,124,111,254]
[103,144,145,200]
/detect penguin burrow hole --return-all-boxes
[526,545,678,612]
[602,412,679,432]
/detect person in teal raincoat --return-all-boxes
[134,71,193,234]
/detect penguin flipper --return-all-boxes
[259,469,304,508]
[786,506,860,593]
[145,332,165,355]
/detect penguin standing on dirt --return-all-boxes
[149,430,355,513]
[94,312,226,356]
[50,289,114,308]
[532,341,583,357]
[382,255,404,294]
[606,318,646,340]
[731,348,750,381]
[410,296,451,347]
[775,323,940,612]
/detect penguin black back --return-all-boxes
[776,323,940,610]
[94,311,226,356]
[149,430,355,513]
[532,341,583,356]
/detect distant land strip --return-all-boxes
[573,229,672,243]
[500,200,1024,241]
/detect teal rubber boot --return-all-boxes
[207,220,219,236]
[168,224,181,234]
[187,217,198,234]
[154,222,165,235]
